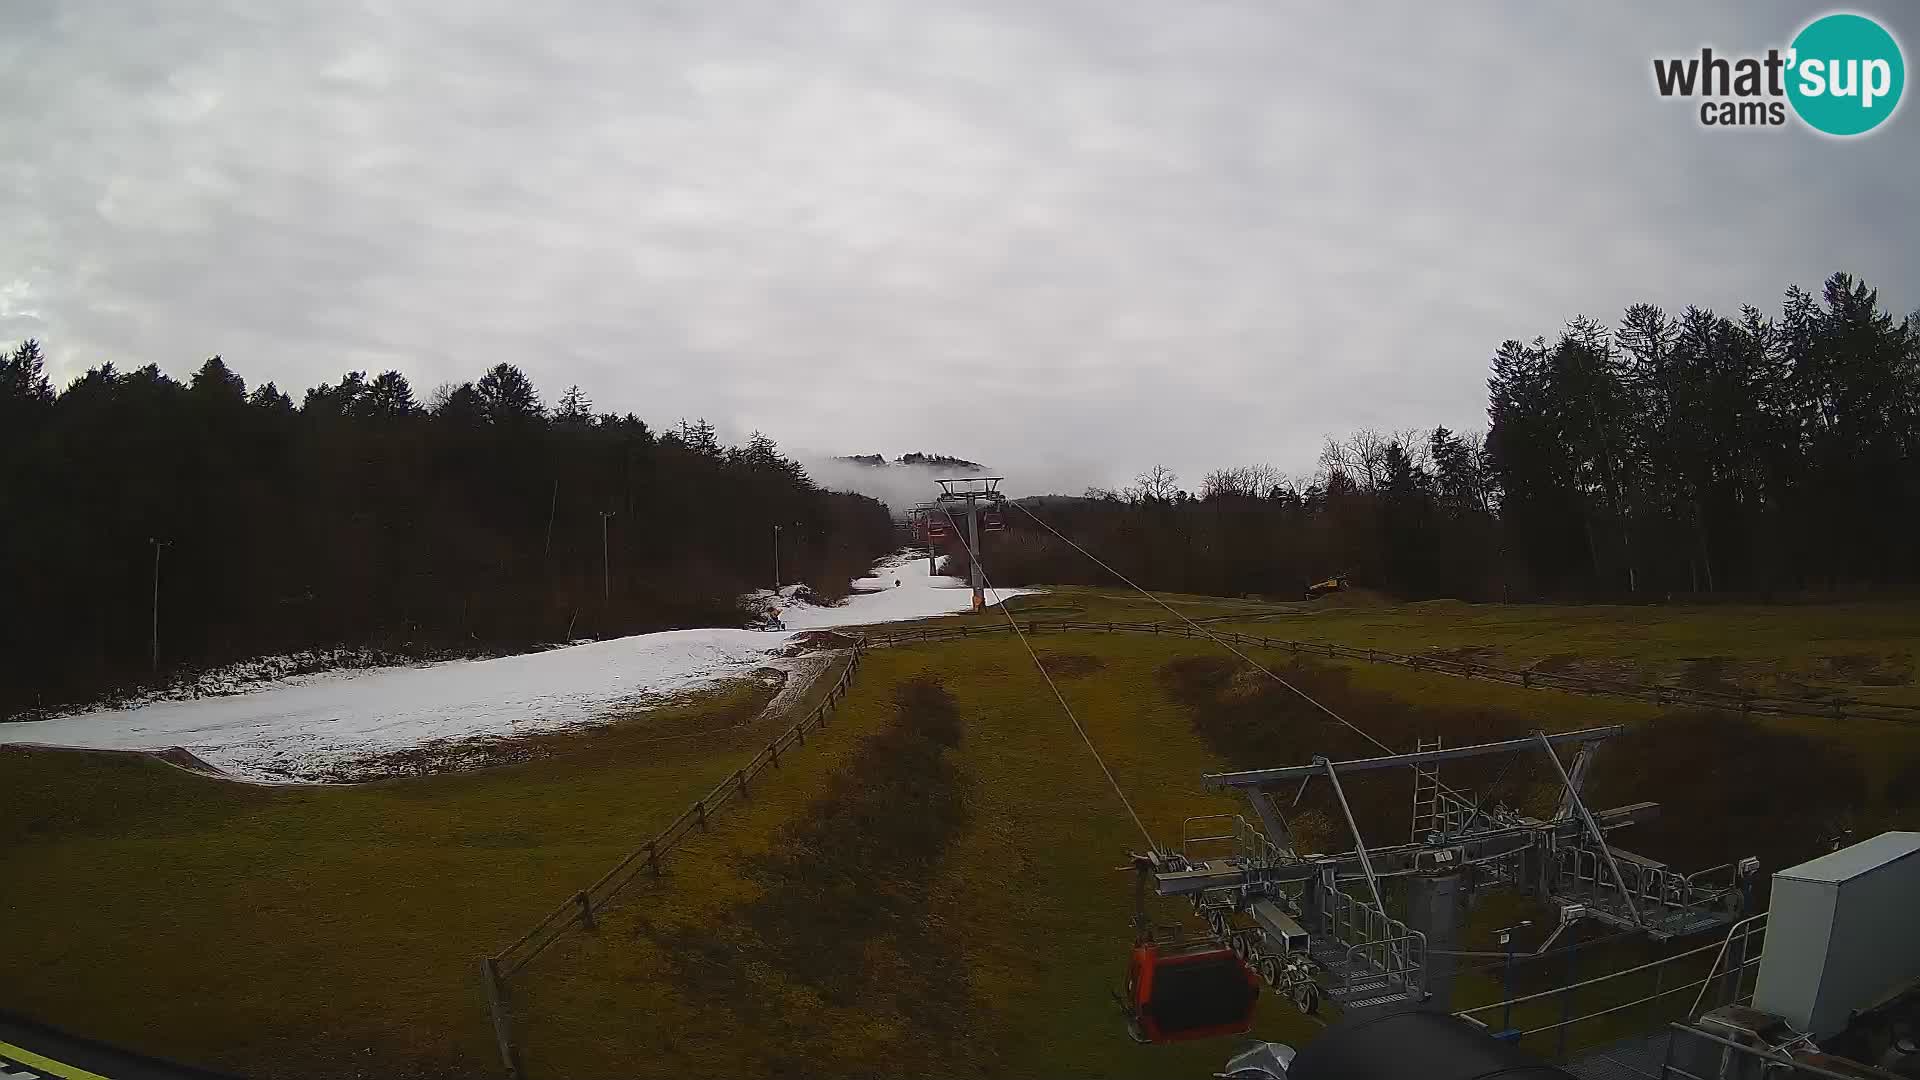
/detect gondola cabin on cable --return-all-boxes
[903,505,952,545]
[1123,938,1261,1044]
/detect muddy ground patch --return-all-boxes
[1034,651,1105,678]
[1532,653,1638,681]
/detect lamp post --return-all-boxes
[599,511,617,603]
[148,538,170,672]
[772,522,800,590]
[1497,919,1533,1036]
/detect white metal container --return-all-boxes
[1752,831,1920,1038]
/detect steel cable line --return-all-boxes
[1010,500,1490,807]
[936,507,1161,855]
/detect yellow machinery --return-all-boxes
[1305,573,1349,600]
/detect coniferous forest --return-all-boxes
[0,354,893,716]
[3,272,1915,715]
[954,273,1920,603]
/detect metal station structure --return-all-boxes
[1132,726,1763,1019]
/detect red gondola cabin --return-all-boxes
[1124,939,1261,1044]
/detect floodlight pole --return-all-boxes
[148,538,170,672]
[600,511,617,603]
[773,524,781,589]
[1497,920,1532,1033]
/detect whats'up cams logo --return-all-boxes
[1653,12,1905,135]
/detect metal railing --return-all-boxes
[1181,813,1290,868]
[1689,913,1767,1018]
[1342,933,1426,1000]
[1658,1022,1849,1080]
[1180,814,1241,862]
[480,643,867,1078]
[1456,918,1765,1061]
[861,619,1920,726]
[1319,883,1425,1000]
[1555,844,1746,917]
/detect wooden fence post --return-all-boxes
[482,957,522,1079]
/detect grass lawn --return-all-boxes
[4,595,1918,1078]
[1204,599,1920,708]
[0,671,850,1079]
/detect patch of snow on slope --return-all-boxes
[2,550,1039,783]
[2,630,788,782]
[745,550,1031,630]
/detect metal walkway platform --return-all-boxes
[1565,1030,1672,1080]
[1309,938,1418,1011]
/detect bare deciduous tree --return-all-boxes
[1320,429,1390,491]
[1126,463,1181,503]
[1202,463,1283,500]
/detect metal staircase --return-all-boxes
[1308,880,1427,1010]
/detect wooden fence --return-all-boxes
[480,642,866,1078]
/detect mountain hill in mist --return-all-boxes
[833,452,986,471]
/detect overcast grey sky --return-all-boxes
[3,1,1914,494]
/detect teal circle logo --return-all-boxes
[1787,13,1904,136]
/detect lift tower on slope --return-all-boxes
[932,477,1006,611]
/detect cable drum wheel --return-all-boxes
[1291,980,1321,1016]
[1258,955,1282,987]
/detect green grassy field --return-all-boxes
[3,594,1918,1078]
[0,673,846,1079]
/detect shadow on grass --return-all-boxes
[656,675,997,1077]
[1586,711,1865,877]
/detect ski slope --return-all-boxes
[749,549,1029,629]
[2,552,1029,782]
